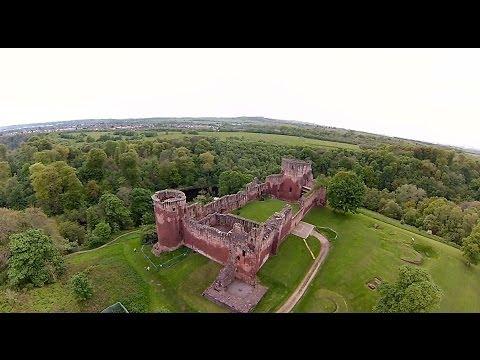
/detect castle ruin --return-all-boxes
[151,158,326,312]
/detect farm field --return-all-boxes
[56,130,359,150]
[293,207,480,313]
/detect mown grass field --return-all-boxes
[59,130,359,150]
[233,198,300,223]
[255,235,320,312]
[293,207,480,313]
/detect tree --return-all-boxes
[193,189,213,205]
[104,140,118,157]
[0,143,7,161]
[218,170,253,196]
[0,161,12,186]
[86,204,104,230]
[88,221,111,248]
[70,272,93,301]
[119,150,140,186]
[130,188,153,226]
[58,220,86,245]
[79,148,107,181]
[395,184,426,207]
[199,151,215,172]
[7,229,65,288]
[29,161,84,215]
[1,176,29,209]
[462,223,480,265]
[98,193,132,231]
[373,265,442,313]
[85,180,102,205]
[328,171,365,213]
[116,186,132,207]
[380,200,403,220]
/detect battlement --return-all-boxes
[152,189,186,212]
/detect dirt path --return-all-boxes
[276,229,330,313]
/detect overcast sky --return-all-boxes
[1,48,479,149]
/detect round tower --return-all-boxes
[151,189,187,253]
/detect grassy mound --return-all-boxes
[305,289,348,313]
[400,246,423,265]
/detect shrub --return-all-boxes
[140,225,157,245]
[58,220,86,245]
[87,221,111,248]
[70,272,93,301]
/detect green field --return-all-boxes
[233,198,300,223]
[293,207,480,313]
[0,218,319,312]
[255,235,320,312]
[0,232,226,313]
[59,130,359,150]
[4,200,475,313]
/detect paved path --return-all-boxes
[276,228,330,313]
[291,221,315,239]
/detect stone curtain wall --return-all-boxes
[152,158,324,283]
[184,178,269,220]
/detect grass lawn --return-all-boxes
[254,235,320,312]
[293,207,480,313]
[234,198,300,223]
[56,130,359,151]
[0,231,226,313]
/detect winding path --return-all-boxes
[276,228,330,313]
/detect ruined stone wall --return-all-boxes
[183,218,238,264]
[152,157,326,285]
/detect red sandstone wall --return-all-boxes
[277,178,303,202]
[183,225,231,265]
[154,207,183,249]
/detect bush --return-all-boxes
[70,272,93,301]
[58,221,86,245]
[87,221,111,248]
[140,225,157,245]
[7,229,65,288]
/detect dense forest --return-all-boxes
[2,126,480,287]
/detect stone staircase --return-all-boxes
[301,185,311,195]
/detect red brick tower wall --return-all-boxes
[152,190,186,251]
